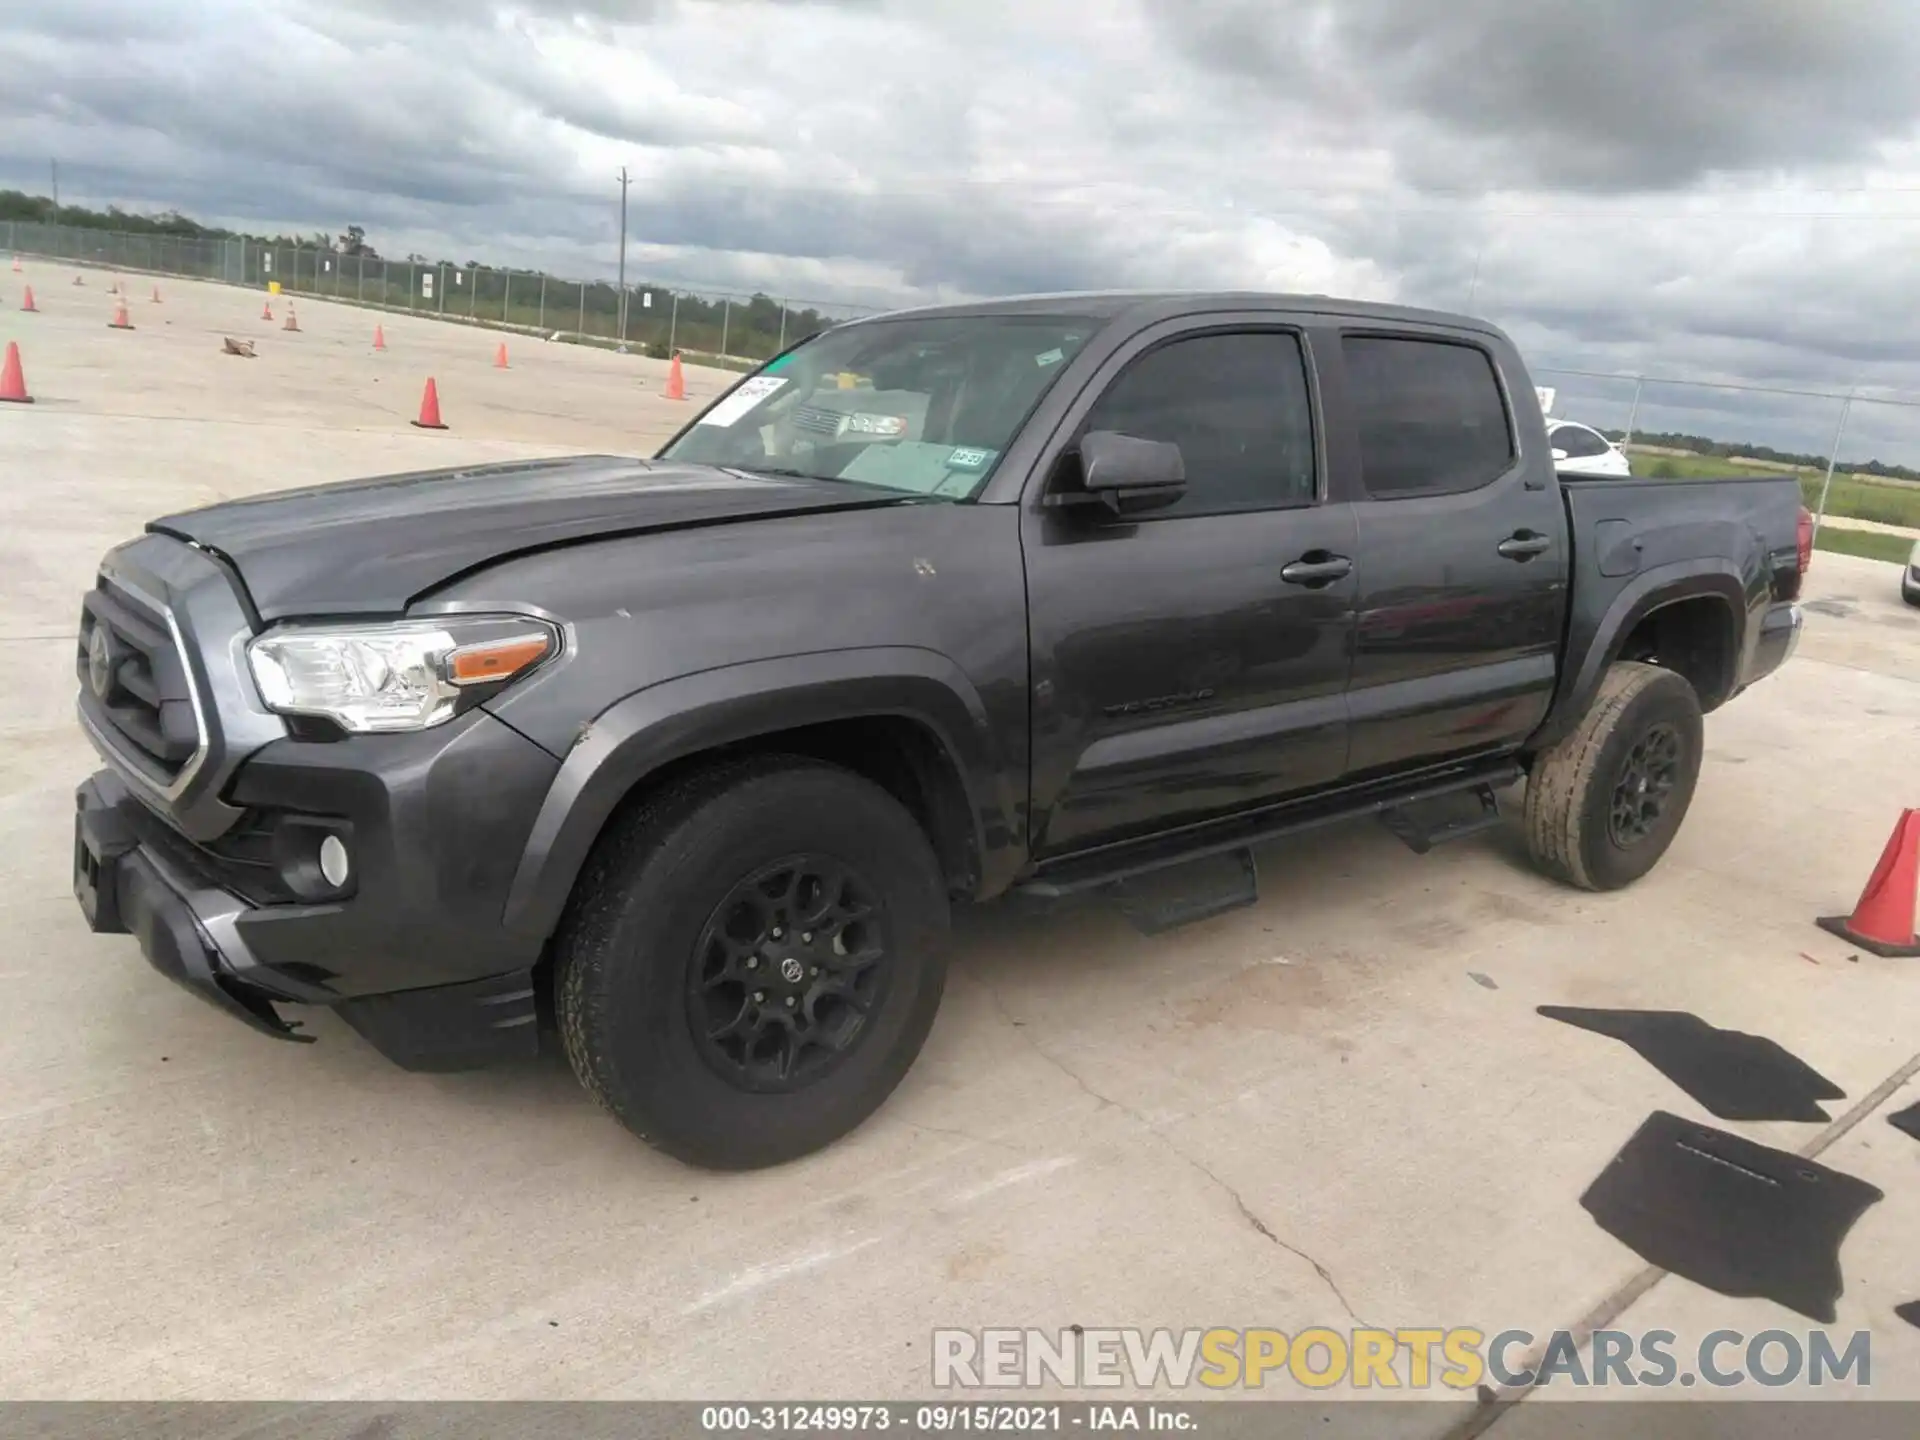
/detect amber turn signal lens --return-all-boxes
[447,633,553,686]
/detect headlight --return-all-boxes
[247,616,559,733]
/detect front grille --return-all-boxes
[77,577,200,780]
[791,405,846,436]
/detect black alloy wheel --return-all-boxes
[689,855,891,1091]
[1608,722,1683,848]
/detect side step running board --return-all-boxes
[1379,783,1505,855]
[1106,848,1259,937]
[1018,758,1524,902]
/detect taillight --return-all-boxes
[1784,505,1814,601]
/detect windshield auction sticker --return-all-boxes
[697,376,788,428]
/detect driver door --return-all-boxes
[1022,323,1358,857]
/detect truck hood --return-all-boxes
[148,455,908,620]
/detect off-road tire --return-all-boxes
[554,756,950,1169]
[1524,661,1704,892]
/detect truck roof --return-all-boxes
[846,290,1503,337]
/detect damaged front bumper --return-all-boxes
[74,770,542,1071]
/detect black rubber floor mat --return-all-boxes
[1889,1100,1920,1142]
[1581,1111,1883,1323]
[1897,1300,1920,1330]
[1539,1006,1845,1121]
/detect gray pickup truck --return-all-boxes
[72,292,1809,1167]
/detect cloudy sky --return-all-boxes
[5,0,1920,459]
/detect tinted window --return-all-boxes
[1079,332,1315,516]
[1552,423,1611,458]
[1343,336,1515,497]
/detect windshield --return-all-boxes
[659,313,1100,499]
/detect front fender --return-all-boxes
[501,646,1023,939]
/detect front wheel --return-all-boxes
[1524,662,1704,892]
[555,757,950,1169]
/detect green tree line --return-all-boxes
[0,187,328,248]
[1607,426,1919,485]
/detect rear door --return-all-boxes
[1334,331,1571,776]
[1022,319,1358,857]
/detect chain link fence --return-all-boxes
[1532,365,1920,545]
[7,218,1918,548]
[1,219,883,370]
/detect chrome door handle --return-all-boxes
[1280,554,1354,586]
[1497,532,1552,560]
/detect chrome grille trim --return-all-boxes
[80,567,211,805]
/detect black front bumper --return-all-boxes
[76,771,544,1071]
[77,772,321,1041]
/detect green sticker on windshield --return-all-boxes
[948,446,995,471]
[763,353,794,373]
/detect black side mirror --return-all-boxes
[1047,430,1186,516]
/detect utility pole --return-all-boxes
[50,159,58,210]
[616,166,632,351]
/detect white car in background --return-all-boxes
[1547,419,1632,477]
[1904,538,1919,607]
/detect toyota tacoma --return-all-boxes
[72,292,1810,1168]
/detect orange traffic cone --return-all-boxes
[411,377,448,430]
[664,352,687,401]
[262,300,274,321]
[0,341,31,404]
[9,255,19,272]
[21,286,36,313]
[1819,809,1920,957]
[151,285,162,304]
[373,324,387,351]
[494,341,509,369]
[283,306,301,332]
[108,298,134,330]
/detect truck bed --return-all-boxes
[1544,470,1806,744]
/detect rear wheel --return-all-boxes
[555,757,950,1169]
[1524,662,1704,892]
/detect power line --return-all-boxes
[1533,364,1920,412]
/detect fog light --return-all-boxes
[319,834,351,889]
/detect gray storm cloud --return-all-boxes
[1146,0,1920,190]
[3,0,1919,456]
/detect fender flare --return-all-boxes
[500,647,1022,938]
[1535,560,1749,750]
